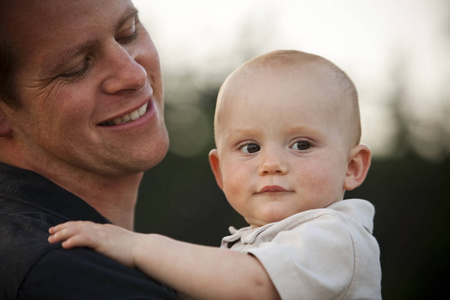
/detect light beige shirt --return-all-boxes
[221,199,382,300]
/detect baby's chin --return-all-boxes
[246,210,300,228]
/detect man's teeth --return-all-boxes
[108,103,148,126]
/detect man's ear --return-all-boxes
[0,110,12,137]
[344,144,372,191]
[208,149,224,190]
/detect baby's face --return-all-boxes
[213,65,354,227]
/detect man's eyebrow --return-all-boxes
[46,7,139,76]
[46,39,97,75]
[115,7,139,32]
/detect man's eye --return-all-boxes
[60,60,90,79]
[117,19,138,44]
[291,141,311,151]
[240,143,260,154]
[118,29,138,44]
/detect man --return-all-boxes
[0,0,174,298]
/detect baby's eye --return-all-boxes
[240,143,260,154]
[291,141,311,151]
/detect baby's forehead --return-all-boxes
[216,62,360,145]
[231,57,339,91]
[220,69,344,117]
[224,61,344,105]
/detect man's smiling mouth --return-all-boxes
[100,102,148,126]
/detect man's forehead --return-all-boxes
[2,0,136,68]
[1,0,135,37]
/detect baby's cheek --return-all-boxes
[222,179,241,201]
[222,173,247,207]
[297,165,334,193]
[221,166,244,191]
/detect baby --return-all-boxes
[49,50,381,300]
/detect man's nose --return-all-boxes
[101,44,147,94]
[258,149,288,176]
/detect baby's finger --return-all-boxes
[48,224,64,234]
[49,221,93,235]
[48,223,84,244]
[48,228,72,244]
[49,221,77,234]
[61,234,95,249]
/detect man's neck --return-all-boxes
[0,146,143,230]
[49,170,143,230]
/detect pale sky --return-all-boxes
[134,0,450,159]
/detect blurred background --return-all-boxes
[133,1,450,299]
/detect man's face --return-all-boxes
[1,0,168,177]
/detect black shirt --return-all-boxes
[0,163,176,300]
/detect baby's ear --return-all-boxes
[344,144,371,191]
[0,110,12,137]
[208,149,224,190]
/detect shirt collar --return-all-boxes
[0,163,109,224]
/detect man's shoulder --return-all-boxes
[0,194,57,253]
[18,247,177,299]
[0,198,176,300]
[0,196,60,299]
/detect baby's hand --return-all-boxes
[48,221,140,268]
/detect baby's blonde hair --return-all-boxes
[215,50,361,148]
